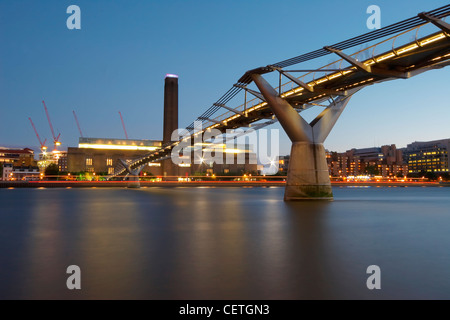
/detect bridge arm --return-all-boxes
[198,116,227,125]
[269,66,348,96]
[324,46,410,79]
[419,12,450,33]
[271,67,314,93]
[233,84,266,101]
[213,103,244,116]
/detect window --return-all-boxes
[108,167,114,174]
[106,158,113,166]
[86,158,93,166]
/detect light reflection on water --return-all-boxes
[0,186,449,299]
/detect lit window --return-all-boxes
[106,158,113,166]
[108,167,114,174]
[86,158,93,166]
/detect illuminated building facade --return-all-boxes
[404,139,450,174]
[67,138,162,175]
[58,152,68,172]
[278,155,290,172]
[77,137,161,152]
[67,137,257,176]
[0,148,41,180]
[2,163,40,181]
[0,148,36,166]
[326,144,408,178]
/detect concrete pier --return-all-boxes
[127,175,141,188]
[284,142,332,200]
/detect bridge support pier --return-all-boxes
[127,175,141,188]
[119,159,143,188]
[285,142,332,200]
[251,74,357,200]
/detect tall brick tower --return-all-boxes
[162,74,178,177]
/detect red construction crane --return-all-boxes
[73,110,84,137]
[118,111,129,139]
[42,100,61,151]
[28,117,48,152]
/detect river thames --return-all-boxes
[0,186,449,299]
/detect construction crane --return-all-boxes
[118,111,129,139]
[73,110,84,137]
[42,100,61,151]
[28,117,47,153]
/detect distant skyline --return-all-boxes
[1,0,449,155]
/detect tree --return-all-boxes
[45,163,59,179]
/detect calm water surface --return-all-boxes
[0,186,449,299]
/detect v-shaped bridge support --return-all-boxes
[251,74,359,200]
[119,159,144,188]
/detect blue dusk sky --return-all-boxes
[0,0,449,155]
